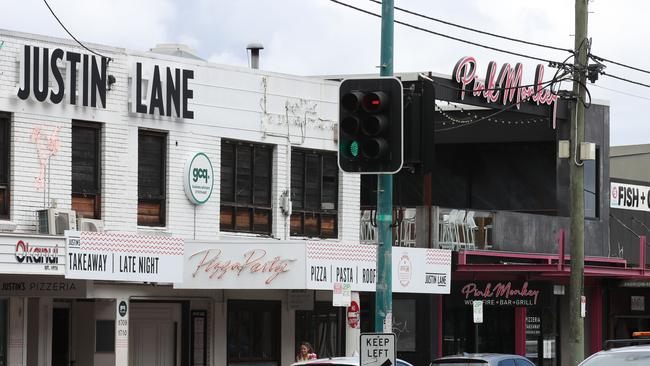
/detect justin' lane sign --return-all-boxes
[65,231,183,282]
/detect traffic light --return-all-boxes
[338,77,403,174]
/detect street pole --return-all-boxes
[375,0,394,333]
[568,0,588,364]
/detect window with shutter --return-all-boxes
[138,130,166,226]
[0,113,9,220]
[220,139,273,234]
[290,148,338,238]
[72,121,101,219]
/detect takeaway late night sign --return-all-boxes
[452,56,559,109]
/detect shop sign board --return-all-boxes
[360,333,396,366]
[176,241,306,289]
[306,242,451,294]
[460,281,543,306]
[473,300,484,323]
[183,152,214,205]
[65,231,184,282]
[0,275,87,297]
[0,234,65,275]
[610,182,650,212]
[631,296,645,311]
[333,282,352,307]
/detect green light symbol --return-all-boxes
[350,141,360,157]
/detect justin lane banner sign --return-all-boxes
[175,241,307,289]
[610,182,650,212]
[306,242,452,294]
[65,231,184,282]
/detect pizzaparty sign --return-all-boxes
[65,231,184,282]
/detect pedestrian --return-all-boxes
[296,341,317,362]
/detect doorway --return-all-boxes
[129,303,182,366]
[51,307,70,366]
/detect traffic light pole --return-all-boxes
[375,0,394,333]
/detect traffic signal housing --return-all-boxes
[338,77,403,174]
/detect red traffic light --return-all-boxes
[362,91,387,113]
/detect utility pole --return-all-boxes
[568,0,588,364]
[375,0,394,333]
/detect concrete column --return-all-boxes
[115,298,129,366]
[8,297,25,366]
[37,298,52,366]
[345,292,361,356]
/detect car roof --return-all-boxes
[580,345,650,365]
[433,353,530,362]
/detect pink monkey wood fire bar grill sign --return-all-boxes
[452,56,559,109]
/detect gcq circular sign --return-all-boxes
[184,152,214,205]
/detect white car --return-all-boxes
[292,356,414,366]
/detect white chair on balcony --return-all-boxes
[453,210,467,250]
[360,210,376,245]
[464,210,478,250]
[439,209,457,250]
[401,208,416,247]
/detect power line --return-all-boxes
[329,0,560,65]
[591,84,650,102]
[591,53,650,76]
[367,0,573,54]
[601,71,650,88]
[42,0,111,61]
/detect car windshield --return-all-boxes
[582,351,650,366]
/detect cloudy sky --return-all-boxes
[3,0,649,146]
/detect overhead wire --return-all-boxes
[590,53,650,76]
[328,0,562,65]
[367,0,574,54]
[42,0,111,61]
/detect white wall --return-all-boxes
[0,29,360,244]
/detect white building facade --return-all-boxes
[0,29,452,366]
[0,28,362,366]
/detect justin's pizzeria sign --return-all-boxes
[65,231,184,282]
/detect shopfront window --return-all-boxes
[72,121,101,219]
[290,149,338,238]
[295,302,344,359]
[220,140,273,234]
[584,148,599,218]
[227,300,280,366]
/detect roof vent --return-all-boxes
[246,43,264,69]
[149,43,204,60]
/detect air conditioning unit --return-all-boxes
[37,209,77,235]
[77,218,104,232]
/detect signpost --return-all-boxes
[360,333,396,366]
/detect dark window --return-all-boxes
[0,114,9,220]
[72,121,101,219]
[584,147,599,218]
[290,149,338,238]
[227,300,280,366]
[138,130,166,226]
[220,140,272,234]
